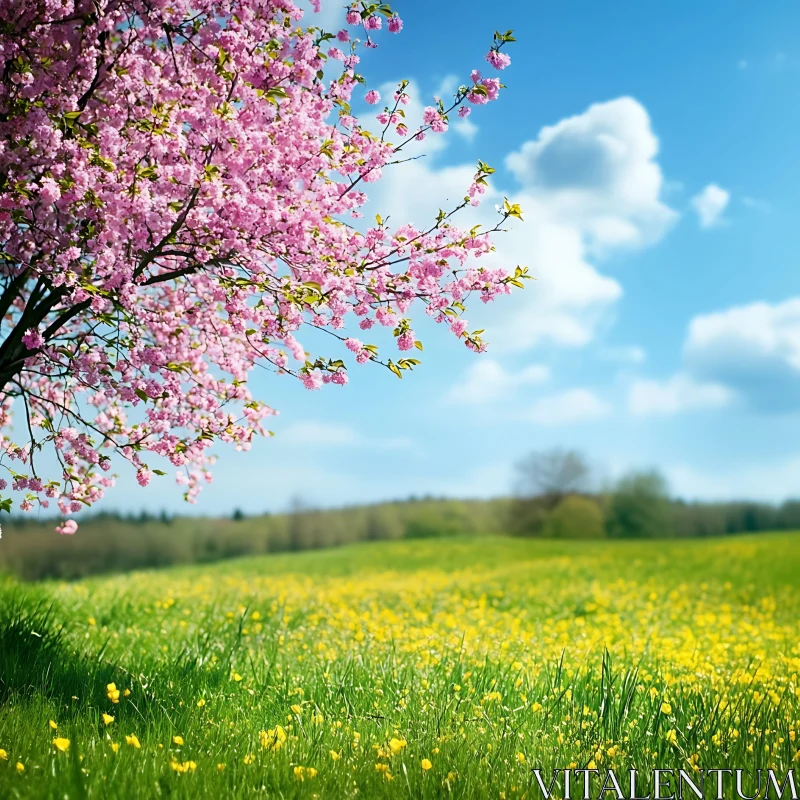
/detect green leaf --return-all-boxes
[89,154,115,172]
[134,388,148,402]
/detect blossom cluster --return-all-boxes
[0,1,518,526]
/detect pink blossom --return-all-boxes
[301,371,323,391]
[450,319,468,337]
[136,467,152,487]
[365,15,382,30]
[22,329,44,350]
[39,177,61,205]
[345,338,362,352]
[365,89,381,105]
[56,519,79,535]
[397,332,415,351]
[458,107,471,118]
[346,9,360,25]
[388,15,403,33]
[486,50,511,70]
[422,107,440,125]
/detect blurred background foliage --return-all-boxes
[2,448,799,581]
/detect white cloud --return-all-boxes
[601,345,647,365]
[444,359,549,405]
[741,195,771,213]
[298,0,345,32]
[281,421,412,450]
[453,116,479,141]
[666,456,800,503]
[627,373,735,416]
[366,95,677,354]
[529,388,611,426]
[691,183,730,228]
[628,296,800,414]
[684,297,800,410]
[505,97,677,251]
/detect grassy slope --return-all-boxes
[1,534,799,798]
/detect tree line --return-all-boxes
[509,448,800,539]
[0,449,796,581]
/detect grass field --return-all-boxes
[1,534,800,798]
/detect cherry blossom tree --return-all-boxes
[0,0,525,531]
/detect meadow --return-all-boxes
[1,533,800,798]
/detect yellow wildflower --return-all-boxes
[110,743,120,753]
[102,713,114,726]
[125,734,141,749]
[421,758,433,770]
[516,752,526,764]
[52,738,71,753]
[0,749,7,760]
[107,683,120,704]
[197,699,206,708]
[49,720,58,730]
[290,704,302,714]
[16,761,24,773]
[172,735,184,746]
[330,750,342,761]
[661,701,672,715]
[665,729,678,746]
[388,737,407,754]
[170,759,197,773]
[293,765,317,780]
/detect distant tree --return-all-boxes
[515,448,592,507]
[288,496,312,552]
[778,500,800,530]
[543,495,605,539]
[509,448,592,536]
[606,469,673,539]
[232,509,246,522]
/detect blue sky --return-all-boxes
[104,0,800,514]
